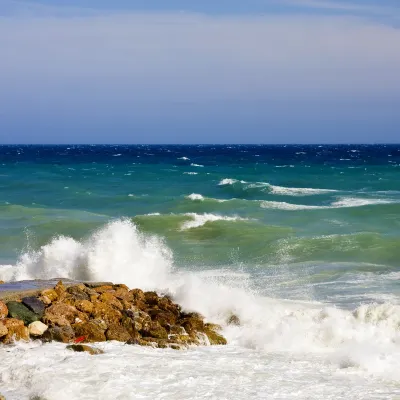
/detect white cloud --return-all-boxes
[0,12,399,105]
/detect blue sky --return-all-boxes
[0,0,399,143]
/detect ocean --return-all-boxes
[0,144,400,399]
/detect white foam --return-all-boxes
[181,213,248,230]
[186,193,205,201]
[218,178,245,185]
[183,172,198,175]
[269,184,338,196]
[331,197,394,208]
[178,157,190,160]
[190,163,204,167]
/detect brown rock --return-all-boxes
[43,303,87,327]
[179,313,205,335]
[41,289,58,302]
[41,325,75,343]
[226,314,241,326]
[72,320,106,342]
[114,288,134,303]
[0,301,8,319]
[106,323,131,342]
[75,300,93,314]
[130,288,145,303]
[158,297,181,315]
[148,309,177,329]
[66,286,90,301]
[66,344,104,355]
[98,292,123,311]
[204,329,227,345]
[132,310,151,332]
[0,321,8,338]
[91,300,122,325]
[144,291,159,306]
[140,321,168,339]
[54,281,66,297]
[121,313,138,339]
[39,295,52,305]
[0,280,4,284]
[94,285,114,294]
[1,318,29,343]
[114,284,130,291]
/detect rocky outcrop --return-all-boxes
[0,281,227,349]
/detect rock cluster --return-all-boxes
[0,281,226,350]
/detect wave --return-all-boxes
[260,197,398,211]
[186,193,205,201]
[180,213,249,230]
[218,178,338,197]
[1,219,400,381]
[190,163,204,167]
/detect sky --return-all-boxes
[0,0,399,144]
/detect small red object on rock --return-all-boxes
[74,336,86,344]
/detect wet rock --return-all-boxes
[0,301,8,319]
[226,314,241,326]
[40,289,58,302]
[41,325,75,343]
[43,303,87,327]
[121,313,138,339]
[144,291,159,306]
[39,295,52,306]
[204,329,227,345]
[140,321,168,339]
[106,323,131,342]
[0,321,8,338]
[72,320,106,342]
[0,280,4,284]
[98,292,123,311]
[7,301,39,325]
[148,309,177,329]
[130,288,145,303]
[22,297,45,318]
[1,318,29,343]
[28,321,48,336]
[66,344,104,355]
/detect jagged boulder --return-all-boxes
[0,321,8,338]
[1,318,29,343]
[22,297,45,318]
[42,325,75,343]
[7,301,39,325]
[106,323,131,341]
[43,302,87,327]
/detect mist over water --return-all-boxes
[1,145,400,399]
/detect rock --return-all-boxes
[72,320,106,342]
[105,323,131,342]
[41,325,75,343]
[75,299,93,314]
[148,309,177,328]
[66,285,90,301]
[91,300,122,325]
[21,297,45,318]
[204,329,227,345]
[144,291,159,306]
[226,314,241,326]
[39,295,52,306]
[54,281,66,297]
[1,318,29,343]
[6,301,39,325]
[130,288,145,303]
[66,344,104,355]
[98,292,123,311]
[28,321,48,336]
[43,303,87,327]
[40,289,58,302]
[94,285,114,294]
[0,301,8,319]
[0,280,4,284]
[140,321,168,339]
[0,321,8,338]
[0,393,6,400]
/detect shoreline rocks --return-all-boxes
[0,281,227,350]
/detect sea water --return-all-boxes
[0,145,400,399]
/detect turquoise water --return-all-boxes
[2,145,400,399]
[1,144,399,307]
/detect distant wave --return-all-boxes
[190,163,204,167]
[181,213,249,230]
[186,193,205,201]
[218,178,338,196]
[183,172,198,175]
[260,197,397,211]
